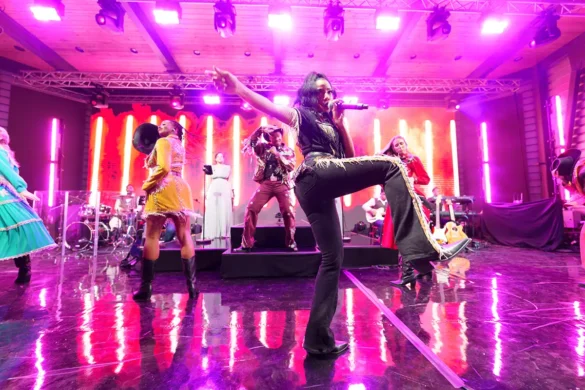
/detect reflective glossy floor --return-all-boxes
[1,244,585,389]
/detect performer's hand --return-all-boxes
[20,190,39,202]
[330,98,345,128]
[207,66,239,94]
[268,146,278,155]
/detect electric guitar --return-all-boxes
[444,199,468,244]
[366,206,386,223]
[431,195,447,244]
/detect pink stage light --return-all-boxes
[233,116,241,206]
[203,95,221,105]
[268,5,292,31]
[424,120,434,193]
[48,118,59,207]
[373,119,382,197]
[150,115,158,125]
[261,117,268,127]
[555,95,571,199]
[121,115,134,194]
[450,120,461,197]
[376,11,400,31]
[91,117,104,195]
[273,95,290,106]
[241,101,252,111]
[343,117,352,207]
[30,1,64,22]
[481,17,509,35]
[399,119,407,138]
[481,122,492,203]
[153,1,181,25]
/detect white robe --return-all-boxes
[204,164,233,239]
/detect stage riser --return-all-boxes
[230,225,316,249]
[155,248,225,272]
[154,246,398,277]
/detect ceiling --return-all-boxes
[1,0,584,102]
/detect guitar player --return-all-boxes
[362,187,387,238]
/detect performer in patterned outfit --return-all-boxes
[380,135,434,285]
[0,126,55,283]
[208,66,470,357]
[238,125,297,251]
[133,120,197,301]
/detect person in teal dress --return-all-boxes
[0,127,56,283]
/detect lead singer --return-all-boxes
[208,67,470,357]
[134,120,197,301]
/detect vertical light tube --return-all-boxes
[90,117,104,194]
[450,120,460,197]
[481,122,492,203]
[399,119,407,139]
[491,277,502,377]
[150,115,158,125]
[233,116,241,206]
[424,120,434,193]
[179,115,187,178]
[206,116,214,165]
[555,96,571,199]
[48,118,58,207]
[121,115,134,194]
[260,117,268,127]
[343,117,351,207]
[374,118,382,197]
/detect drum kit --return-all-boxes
[64,199,143,252]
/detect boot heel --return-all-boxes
[133,260,155,301]
[182,256,198,299]
[14,256,32,285]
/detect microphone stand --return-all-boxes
[196,166,212,245]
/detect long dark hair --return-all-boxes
[169,120,184,140]
[294,71,335,110]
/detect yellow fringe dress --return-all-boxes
[142,135,193,218]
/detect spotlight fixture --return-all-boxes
[324,2,344,41]
[481,15,509,35]
[203,94,221,105]
[96,0,125,34]
[375,9,400,31]
[30,0,64,22]
[530,11,561,48]
[268,4,292,31]
[90,88,109,109]
[426,6,451,42]
[447,98,460,112]
[153,1,182,25]
[170,87,185,110]
[241,101,252,111]
[214,0,236,38]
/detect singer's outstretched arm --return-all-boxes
[207,67,296,127]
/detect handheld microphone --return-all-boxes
[329,101,369,111]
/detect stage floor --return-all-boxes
[1,244,584,389]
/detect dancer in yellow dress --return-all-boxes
[133,120,197,301]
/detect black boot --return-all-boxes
[133,259,155,301]
[14,255,31,284]
[390,257,416,286]
[182,256,198,299]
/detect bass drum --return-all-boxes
[109,216,123,230]
[65,222,110,251]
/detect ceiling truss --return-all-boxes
[125,0,585,16]
[15,72,521,100]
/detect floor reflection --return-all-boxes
[2,244,584,388]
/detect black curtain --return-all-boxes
[481,198,564,251]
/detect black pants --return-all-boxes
[294,155,440,353]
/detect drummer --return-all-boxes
[115,184,138,227]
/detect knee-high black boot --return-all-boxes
[182,256,198,299]
[390,256,416,286]
[133,260,155,301]
[14,255,31,284]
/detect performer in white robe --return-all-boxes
[204,153,234,239]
